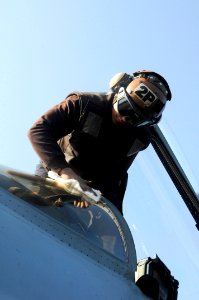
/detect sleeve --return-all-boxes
[27,93,82,174]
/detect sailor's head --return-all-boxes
[110,70,172,127]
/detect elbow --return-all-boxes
[27,126,35,143]
[27,127,32,141]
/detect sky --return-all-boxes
[0,0,199,299]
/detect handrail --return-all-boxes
[150,125,199,231]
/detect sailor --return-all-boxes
[28,70,172,213]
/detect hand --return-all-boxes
[73,200,89,208]
[60,168,91,190]
[60,168,91,208]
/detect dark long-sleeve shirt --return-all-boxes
[28,92,151,211]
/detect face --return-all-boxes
[112,93,156,128]
[112,101,132,125]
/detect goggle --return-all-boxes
[117,88,159,127]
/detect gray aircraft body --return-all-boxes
[1,125,198,299]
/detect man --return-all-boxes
[28,70,171,213]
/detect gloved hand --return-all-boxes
[49,168,100,208]
[60,168,92,192]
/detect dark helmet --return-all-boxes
[109,70,172,127]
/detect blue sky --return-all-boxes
[0,1,199,299]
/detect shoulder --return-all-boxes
[78,91,114,104]
[66,91,115,115]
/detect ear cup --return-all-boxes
[109,72,133,93]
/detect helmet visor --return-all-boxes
[117,88,157,127]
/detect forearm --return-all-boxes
[28,125,69,173]
[27,94,81,173]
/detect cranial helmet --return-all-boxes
[109,70,172,127]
